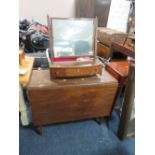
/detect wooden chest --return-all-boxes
[97,27,127,47]
[28,69,118,126]
[97,42,111,59]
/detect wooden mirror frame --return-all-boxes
[47,15,98,63]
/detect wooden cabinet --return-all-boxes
[28,69,118,126]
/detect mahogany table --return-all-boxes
[28,68,118,134]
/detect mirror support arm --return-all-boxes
[94,17,98,62]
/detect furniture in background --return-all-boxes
[102,38,135,139]
[28,68,118,134]
[19,84,29,126]
[106,36,135,92]
[97,27,128,59]
[104,42,135,139]
[97,42,110,59]
[106,60,129,94]
[19,56,34,126]
[111,41,135,60]
[118,64,135,139]
[19,56,35,85]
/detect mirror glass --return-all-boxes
[51,19,94,58]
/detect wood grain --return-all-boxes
[28,69,118,126]
[49,60,102,78]
[97,42,110,59]
[106,61,130,86]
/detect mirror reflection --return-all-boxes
[52,19,94,57]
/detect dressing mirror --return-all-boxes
[47,16,102,79]
[47,17,97,61]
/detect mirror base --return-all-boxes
[49,60,102,79]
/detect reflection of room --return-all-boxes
[52,19,94,57]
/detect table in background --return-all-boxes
[19,56,34,126]
[19,56,35,86]
[111,42,135,59]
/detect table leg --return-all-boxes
[118,65,135,139]
[95,117,107,125]
[34,126,43,135]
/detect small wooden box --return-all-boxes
[97,27,127,47]
[28,68,118,126]
[97,42,111,59]
[50,60,102,79]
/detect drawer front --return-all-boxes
[28,84,118,126]
[50,65,102,78]
[97,42,110,59]
[65,66,101,77]
[50,68,66,78]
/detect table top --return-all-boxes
[28,68,118,89]
[19,56,35,86]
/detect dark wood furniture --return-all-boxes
[28,68,118,132]
[106,61,129,89]
[97,27,128,60]
[105,43,135,140]
[97,42,110,59]
[106,41,135,93]
[111,42,135,59]
[118,64,135,139]
[105,42,135,120]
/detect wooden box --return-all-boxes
[97,42,111,59]
[97,27,127,47]
[28,68,118,126]
[50,60,102,79]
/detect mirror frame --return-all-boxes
[47,15,98,63]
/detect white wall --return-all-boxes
[19,0,76,25]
